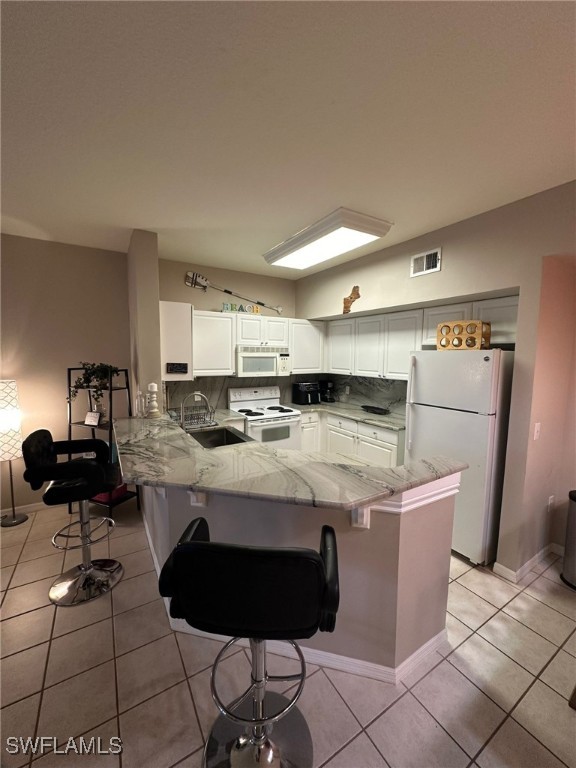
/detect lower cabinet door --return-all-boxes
[326,425,356,456]
[301,421,320,452]
[356,435,397,467]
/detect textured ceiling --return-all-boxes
[2,1,574,278]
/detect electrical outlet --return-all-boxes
[345,385,350,395]
[533,422,541,440]
[548,495,555,512]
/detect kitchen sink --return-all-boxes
[187,425,254,449]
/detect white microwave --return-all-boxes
[236,346,291,377]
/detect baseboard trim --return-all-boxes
[494,542,564,583]
[167,618,447,685]
[0,501,45,516]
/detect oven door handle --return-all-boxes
[249,416,302,427]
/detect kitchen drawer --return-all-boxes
[326,414,357,433]
[357,422,398,445]
[301,412,320,425]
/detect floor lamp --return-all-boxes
[0,379,28,527]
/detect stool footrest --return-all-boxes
[211,638,306,728]
[52,516,115,551]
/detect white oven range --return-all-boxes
[228,386,302,449]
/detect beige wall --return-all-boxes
[159,258,296,317]
[1,234,131,509]
[296,183,576,572]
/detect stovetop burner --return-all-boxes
[228,386,301,422]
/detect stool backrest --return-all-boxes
[22,429,57,490]
[160,518,339,641]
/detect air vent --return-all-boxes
[410,248,442,277]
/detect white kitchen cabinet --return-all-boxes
[159,301,193,381]
[357,422,400,467]
[422,303,473,347]
[192,310,236,376]
[356,435,396,467]
[326,319,355,375]
[324,414,402,466]
[300,411,321,452]
[355,316,385,377]
[383,310,423,380]
[236,315,289,346]
[326,423,357,455]
[289,320,325,373]
[472,296,518,344]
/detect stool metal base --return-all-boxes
[48,559,123,606]
[203,692,313,768]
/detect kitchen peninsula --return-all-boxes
[114,417,467,682]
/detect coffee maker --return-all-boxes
[319,380,336,403]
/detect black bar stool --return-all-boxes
[159,517,339,768]
[22,429,123,606]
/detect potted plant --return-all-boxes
[69,362,120,410]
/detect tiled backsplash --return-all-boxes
[166,375,407,417]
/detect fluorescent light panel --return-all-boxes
[264,208,393,269]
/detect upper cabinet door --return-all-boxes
[472,296,518,344]
[236,315,290,346]
[326,319,355,375]
[289,320,325,373]
[422,303,473,347]
[236,315,263,345]
[383,309,423,380]
[193,310,236,376]
[262,317,289,346]
[355,316,385,377]
[159,301,193,381]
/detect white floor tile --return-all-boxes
[540,649,576,699]
[503,592,575,646]
[512,680,576,768]
[476,717,566,768]
[449,634,534,711]
[526,575,576,621]
[477,611,557,674]
[412,660,506,757]
[324,667,405,726]
[323,732,389,768]
[447,582,498,630]
[456,567,520,608]
[367,692,469,768]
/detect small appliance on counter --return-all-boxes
[319,380,336,403]
[292,382,321,405]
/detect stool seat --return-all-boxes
[160,517,339,768]
[22,429,124,606]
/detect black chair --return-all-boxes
[22,429,123,606]
[159,517,339,768]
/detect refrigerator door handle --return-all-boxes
[406,402,412,453]
[407,355,416,405]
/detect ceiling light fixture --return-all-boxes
[263,208,393,270]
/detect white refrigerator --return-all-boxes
[405,349,514,564]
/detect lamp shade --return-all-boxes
[0,380,23,461]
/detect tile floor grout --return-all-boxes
[1,502,575,768]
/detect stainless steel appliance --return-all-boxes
[319,380,336,403]
[292,382,321,405]
[236,346,291,378]
[228,386,302,448]
[405,349,514,564]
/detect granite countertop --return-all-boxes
[287,402,406,431]
[114,418,465,511]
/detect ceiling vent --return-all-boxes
[410,248,442,277]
